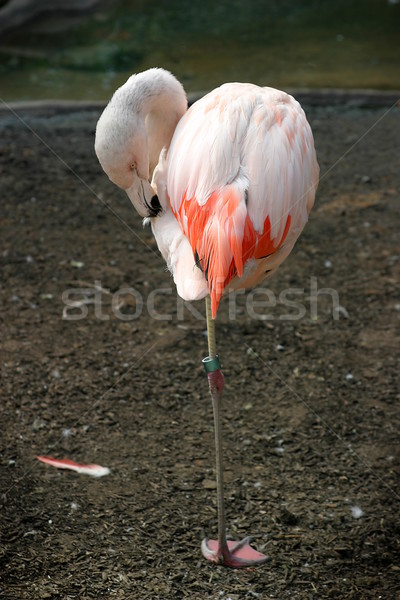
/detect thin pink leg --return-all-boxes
[201,368,268,568]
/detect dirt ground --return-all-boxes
[0,96,399,599]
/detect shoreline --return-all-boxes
[1,88,399,117]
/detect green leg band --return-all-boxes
[202,355,221,373]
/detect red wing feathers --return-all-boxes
[174,187,291,317]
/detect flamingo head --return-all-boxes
[95,104,161,218]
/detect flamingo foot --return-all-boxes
[201,536,268,568]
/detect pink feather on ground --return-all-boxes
[37,455,110,477]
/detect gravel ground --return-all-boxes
[0,95,399,599]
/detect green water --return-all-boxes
[0,0,399,102]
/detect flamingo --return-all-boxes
[95,67,319,567]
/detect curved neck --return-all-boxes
[121,69,187,177]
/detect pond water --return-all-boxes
[0,0,399,102]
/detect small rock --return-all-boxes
[351,505,364,519]
[70,260,84,268]
[202,479,217,490]
[32,417,46,431]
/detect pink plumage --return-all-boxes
[151,80,319,317]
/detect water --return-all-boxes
[0,0,399,102]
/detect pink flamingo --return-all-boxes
[95,68,319,567]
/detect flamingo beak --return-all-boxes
[126,176,161,218]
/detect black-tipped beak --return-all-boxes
[151,195,161,212]
[139,177,162,217]
[147,194,162,217]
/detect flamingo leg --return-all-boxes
[201,297,268,568]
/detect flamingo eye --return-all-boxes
[131,162,136,171]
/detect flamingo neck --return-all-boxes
[121,68,187,177]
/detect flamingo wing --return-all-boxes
[167,83,319,317]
